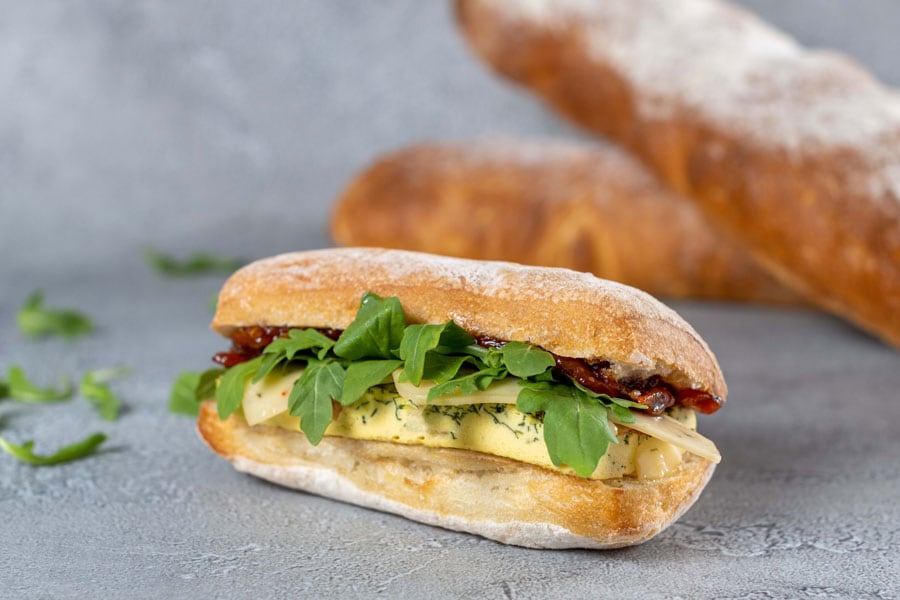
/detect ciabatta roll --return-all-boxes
[198,248,726,548]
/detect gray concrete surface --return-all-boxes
[1,1,898,598]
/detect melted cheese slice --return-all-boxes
[240,369,715,480]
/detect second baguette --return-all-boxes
[331,140,798,303]
[456,0,900,346]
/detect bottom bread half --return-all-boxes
[197,401,715,549]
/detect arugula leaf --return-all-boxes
[421,354,474,384]
[254,352,284,385]
[288,360,345,444]
[144,246,243,277]
[515,383,557,414]
[340,360,402,406]
[268,329,336,359]
[517,382,621,477]
[170,368,225,417]
[216,357,262,420]
[0,432,107,466]
[6,366,73,403]
[399,324,444,386]
[481,348,505,370]
[426,366,506,402]
[542,392,616,477]
[608,396,647,409]
[499,341,555,378]
[197,368,223,401]
[571,382,646,424]
[17,291,94,339]
[333,293,406,360]
[400,321,476,386]
[79,368,130,421]
[608,402,636,424]
[169,371,204,416]
[433,321,475,351]
[0,379,8,399]
[254,329,336,382]
[605,396,646,423]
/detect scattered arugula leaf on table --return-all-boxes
[17,291,93,339]
[144,245,243,277]
[80,367,131,421]
[5,365,73,403]
[0,432,107,466]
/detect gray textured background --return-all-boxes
[1,1,898,598]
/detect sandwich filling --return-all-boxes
[206,292,721,480]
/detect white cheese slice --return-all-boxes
[392,372,522,405]
[242,369,303,426]
[619,411,721,464]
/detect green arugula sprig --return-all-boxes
[6,293,116,467]
[517,381,646,476]
[80,368,131,421]
[168,368,225,416]
[1,365,131,419]
[207,292,648,478]
[0,432,107,466]
[17,291,94,339]
[144,246,243,277]
[0,365,121,466]
[3,366,74,403]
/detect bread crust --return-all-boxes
[456,0,900,347]
[331,140,798,304]
[212,247,726,397]
[197,401,715,549]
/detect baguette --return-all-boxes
[331,140,799,303]
[456,0,900,346]
[198,248,726,548]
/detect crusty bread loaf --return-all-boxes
[197,401,716,549]
[212,247,726,397]
[330,140,799,303]
[456,0,900,347]
[204,248,725,547]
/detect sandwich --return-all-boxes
[197,247,726,548]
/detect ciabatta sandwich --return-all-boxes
[197,248,725,548]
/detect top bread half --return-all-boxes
[212,248,726,400]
